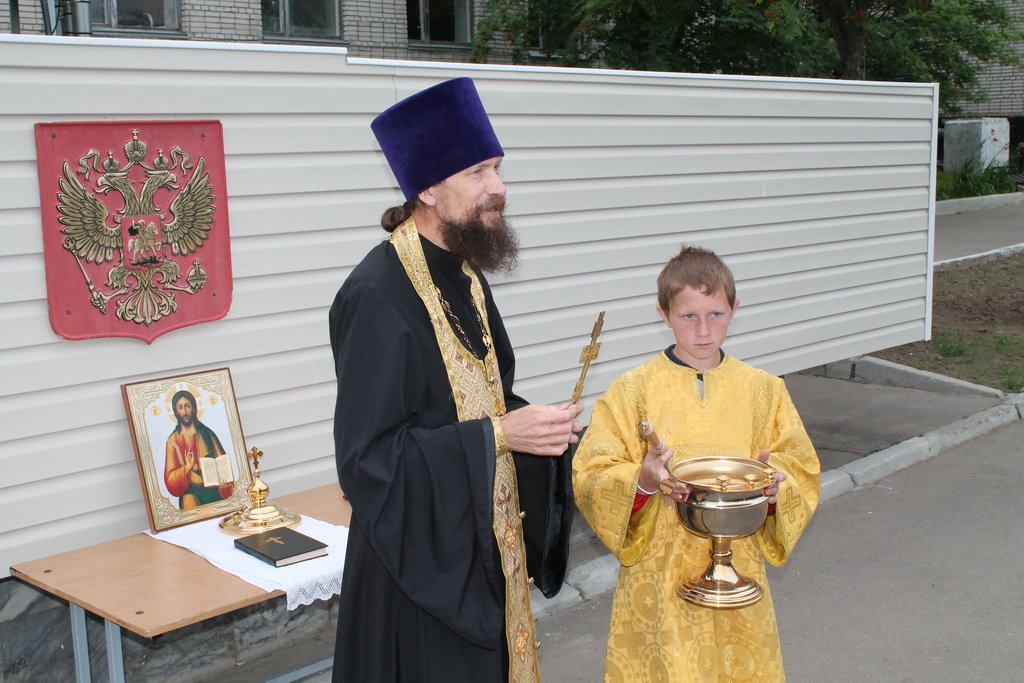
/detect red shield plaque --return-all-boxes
[35,120,232,343]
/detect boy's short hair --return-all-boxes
[656,244,736,311]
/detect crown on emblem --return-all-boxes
[124,128,147,164]
[102,150,120,172]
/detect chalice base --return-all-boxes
[219,503,301,535]
[675,560,763,609]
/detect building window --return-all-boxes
[408,0,470,43]
[90,0,180,30]
[262,0,340,38]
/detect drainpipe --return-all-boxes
[9,0,20,32]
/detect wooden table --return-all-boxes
[10,484,350,683]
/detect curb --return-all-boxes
[935,192,1024,216]
[533,367,1024,618]
[823,395,1022,501]
[805,355,1005,397]
[936,243,1024,271]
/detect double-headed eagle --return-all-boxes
[56,129,214,325]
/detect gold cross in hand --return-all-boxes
[571,311,605,405]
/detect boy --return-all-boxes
[572,244,820,682]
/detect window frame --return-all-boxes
[408,0,472,45]
[89,0,181,31]
[262,0,342,40]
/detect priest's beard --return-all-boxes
[440,208,519,274]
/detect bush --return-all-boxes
[936,159,1018,200]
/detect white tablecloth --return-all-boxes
[149,515,347,610]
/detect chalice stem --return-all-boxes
[711,536,732,563]
[706,537,741,585]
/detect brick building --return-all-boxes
[957,0,1024,120]
[0,0,522,64]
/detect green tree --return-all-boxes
[474,0,837,78]
[581,0,836,77]
[691,0,1022,112]
[472,0,594,65]
[857,0,1023,113]
[472,0,1022,113]
[779,0,1022,111]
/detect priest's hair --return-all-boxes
[381,199,424,232]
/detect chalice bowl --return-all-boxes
[669,456,776,609]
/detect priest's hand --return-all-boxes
[501,402,584,456]
[757,449,786,503]
[639,444,689,502]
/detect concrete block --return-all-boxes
[0,582,76,683]
[944,117,1010,172]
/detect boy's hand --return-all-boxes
[756,449,786,503]
[639,443,690,502]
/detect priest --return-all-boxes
[329,77,584,683]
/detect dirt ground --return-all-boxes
[870,252,1024,392]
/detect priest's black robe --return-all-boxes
[328,235,572,682]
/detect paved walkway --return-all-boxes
[934,193,1023,264]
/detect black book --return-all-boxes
[233,527,328,567]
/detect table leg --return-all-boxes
[70,604,91,683]
[104,619,126,683]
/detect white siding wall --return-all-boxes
[0,34,937,574]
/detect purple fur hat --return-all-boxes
[370,77,505,200]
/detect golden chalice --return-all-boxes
[640,422,775,609]
[669,456,775,608]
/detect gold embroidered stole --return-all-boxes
[391,219,540,683]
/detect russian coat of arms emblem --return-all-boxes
[34,120,232,343]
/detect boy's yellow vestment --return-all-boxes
[573,353,820,682]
